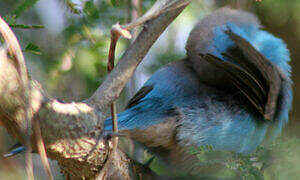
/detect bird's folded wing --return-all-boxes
[126,85,154,109]
[200,31,282,121]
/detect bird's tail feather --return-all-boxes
[4,142,26,157]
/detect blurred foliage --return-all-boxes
[25,42,41,54]
[146,138,300,179]
[144,137,300,179]
[188,138,300,180]
[0,0,299,179]
[0,0,158,101]
[62,0,81,14]
[12,0,40,18]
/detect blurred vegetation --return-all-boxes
[0,0,299,179]
[188,138,300,180]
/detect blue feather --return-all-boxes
[210,23,291,76]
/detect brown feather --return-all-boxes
[200,31,282,121]
[200,54,265,116]
[126,85,154,109]
[225,30,282,120]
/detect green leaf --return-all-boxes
[24,43,41,55]
[63,0,81,14]
[9,24,44,29]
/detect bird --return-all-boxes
[5,7,292,178]
[104,7,293,176]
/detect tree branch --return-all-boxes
[0,0,191,179]
[87,0,191,110]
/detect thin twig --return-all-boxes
[25,98,34,180]
[107,26,121,158]
[96,22,123,180]
[33,115,54,180]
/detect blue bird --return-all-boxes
[104,7,292,175]
[5,8,292,177]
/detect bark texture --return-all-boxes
[0,0,191,179]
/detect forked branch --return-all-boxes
[0,0,191,179]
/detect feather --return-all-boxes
[4,142,26,157]
[200,31,282,121]
[126,85,154,109]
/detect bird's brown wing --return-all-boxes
[126,85,154,109]
[200,31,282,121]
